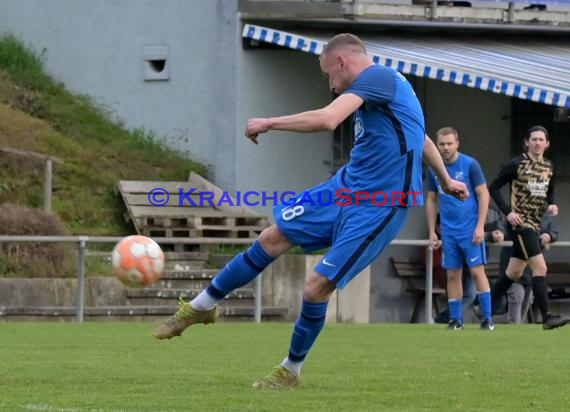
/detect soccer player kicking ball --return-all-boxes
[426,127,494,331]
[153,33,468,389]
[489,126,568,330]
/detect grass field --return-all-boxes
[1,322,569,412]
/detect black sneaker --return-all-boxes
[447,320,464,331]
[434,311,450,324]
[543,316,570,330]
[480,319,495,331]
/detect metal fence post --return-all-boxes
[43,157,52,213]
[425,245,434,324]
[254,276,262,323]
[75,237,87,323]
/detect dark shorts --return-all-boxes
[510,228,542,260]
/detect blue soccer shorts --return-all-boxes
[441,232,487,270]
[273,180,408,289]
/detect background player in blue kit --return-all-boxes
[153,33,468,389]
[426,127,494,330]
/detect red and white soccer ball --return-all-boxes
[111,235,164,287]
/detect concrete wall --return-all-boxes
[0,277,128,307]
[0,0,240,190]
[236,48,333,218]
[420,78,512,181]
[262,255,370,323]
[0,255,371,324]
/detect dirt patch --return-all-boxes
[0,72,45,117]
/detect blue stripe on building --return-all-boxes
[411,63,418,75]
[309,41,317,53]
[272,32,280,44]
[242,24,570,109]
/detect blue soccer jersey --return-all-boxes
[333,64,426,207]
[427,153,486,236]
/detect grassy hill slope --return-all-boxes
[0,35,208,235]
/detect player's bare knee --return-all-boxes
[447,269,462,281]
[258,225,293,256]
[528,255,548,277]
[303,273,335,302]
[469,266,485,279]
[506,270,523,281]
[533,265,547,277]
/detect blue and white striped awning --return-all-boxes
[243,24,570,108]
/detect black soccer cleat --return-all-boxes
[480,319,495,331]
[543,316,570,330]
[447,320,464,331]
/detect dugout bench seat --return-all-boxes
[391,257,500,323]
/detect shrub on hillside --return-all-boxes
[0,203,75,276]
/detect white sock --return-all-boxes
[281,356,302,376]
[190,290,220,311]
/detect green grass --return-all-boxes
[0,35,46,91]
[0,35,208,235]
[1,323,569,411]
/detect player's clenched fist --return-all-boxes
[442,179,469,201]
[245,118,271,144]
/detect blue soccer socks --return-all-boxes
[285,299,329,372]
[448,299,462,323]
[477,289,492,321]
[191,241,275,311]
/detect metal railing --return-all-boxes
[1,235,569,324]
[392,239,570,323]
[0,236,259,323]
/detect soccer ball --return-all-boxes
[111,235,164,287]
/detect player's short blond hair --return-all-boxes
[322,33,367,55]
[436,127,459,141]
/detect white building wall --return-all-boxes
[0,0,239,189]
[236,48,333,218]
[423,80,512,181]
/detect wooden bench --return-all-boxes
[546,262,570,299]
[485,260,500,279]
[391,257,500,323]
[391,257,446,323]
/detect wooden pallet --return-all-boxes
[117,172,269,249]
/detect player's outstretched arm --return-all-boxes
[423,135,469,200]
[245,93,363,144]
